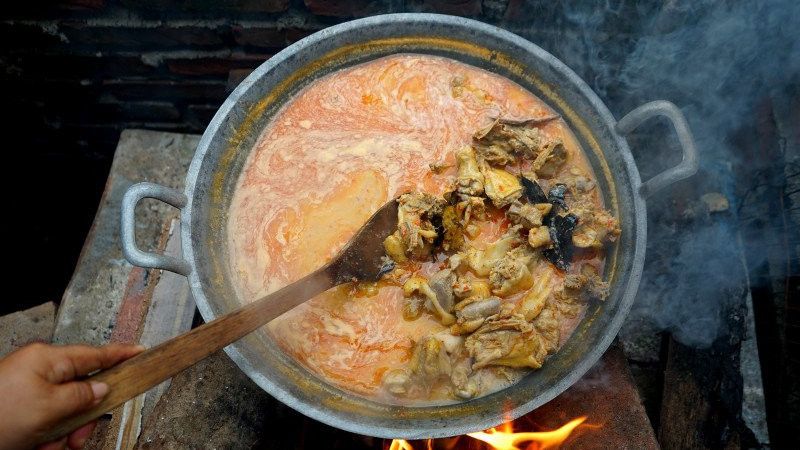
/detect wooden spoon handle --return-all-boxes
[44,267,334,442]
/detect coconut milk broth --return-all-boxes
[228,54,602,405]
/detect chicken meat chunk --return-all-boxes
[506,201,552,229]
[473,119,549,163]
[392,192,446,259]
[465,312,549,369]
[489,248,534,296]
[568,196,621,249]
[455,146,485,196]
[481,165,523,208]
[451,296,502,335]
[409,336,452,383]
[403,275,456,325]
[532,140,568,178]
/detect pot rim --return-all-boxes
[181,13,648,438]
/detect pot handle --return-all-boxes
[615,100,699,198]
[121,182,191,276]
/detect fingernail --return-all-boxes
[91,382,109,400]
[134,344,146,352]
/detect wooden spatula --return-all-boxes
[45,198,400,441]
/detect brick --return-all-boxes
[8,53,160,80]
[185,103,219,129]
[63,0,105,8]
[119,0,289,14]
[60,22,227,49]
[116,100,181,121]
[0,22,63,50]
[33,98,178,125]
[102,79,228,102]
[3,1,105,19]
[165,54,270,77]
[303,0,392,18]
[226,68,253,92]
[232,25,285,48]
[412,0,482,16]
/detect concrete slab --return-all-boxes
[54,130,197,346]
[0,302,56,357]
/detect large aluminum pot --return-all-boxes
[120,14,697,439]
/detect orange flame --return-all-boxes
[467,417,587,450]
[387,416,586,450]
[388,439,414,450]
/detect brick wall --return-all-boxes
[0,1,658,159]
[0,0,658,312]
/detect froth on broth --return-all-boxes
[228,54,614,404]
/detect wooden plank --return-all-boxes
[112,219,197,450]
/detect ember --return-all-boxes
[387,417,586,450]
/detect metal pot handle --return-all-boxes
[121,182,191,276]
[615,100,699,198]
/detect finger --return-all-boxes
[67,420,97,449]
[48,380,108,418]
[44,344,145,383]
[37,436,67,450]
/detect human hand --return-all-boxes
[0,343,145,450]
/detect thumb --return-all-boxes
[49,381,109,419]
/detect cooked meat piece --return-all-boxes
[465,313,549,369]
[561,267,610,301]
[572,209,621,248]
[383,368,411,395]
[429,269,457,315]
[481,165,524,208]
[403,294,425,321]
[450,355,479,399]
[528,226,552,249]
[569,196,621,248]
[433,330,464,354]
[455,146,485,196]
[403,276,456,325]
[507,201,552,228]
[518,266,554,321]
[532,306,559,353]
[489,250,534,296]
[440,205,464,251]
[452,276,472,298]
[464,226,524,276]
[398,191,445,216]
[455,195,486,225]
[409,336,452,382]
[532,140,568,178]
[450,318,485,335]
[457,296,502,321]
[397,192,445,259]
[383,231,407,263]
[452,277,491,299]
[451,296,502,335]
[473,119,548,162]
[429,161,452,174]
